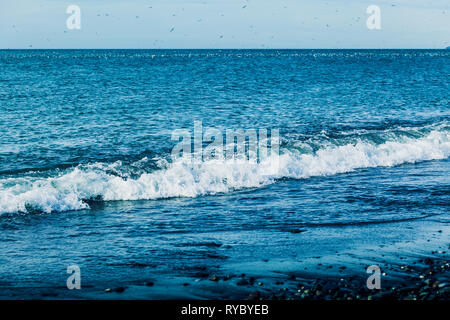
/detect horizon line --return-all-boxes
[1,48,449,50]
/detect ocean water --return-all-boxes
[0,50,449,298]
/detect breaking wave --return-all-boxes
[0,125,449,215]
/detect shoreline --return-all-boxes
[1,216,447,300]
[246,255,450,300]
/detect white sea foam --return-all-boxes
[0,128,449,214]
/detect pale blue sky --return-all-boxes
[0,0,449,49]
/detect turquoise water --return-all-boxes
[0,50,448,298]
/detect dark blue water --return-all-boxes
[0,50,449,298]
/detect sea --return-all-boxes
[0,49,448,298]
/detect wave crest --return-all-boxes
[0,126,449,215]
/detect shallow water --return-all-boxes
[0,50,449,298]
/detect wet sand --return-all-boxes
[3,214,447,300]
[101,219,449,300]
